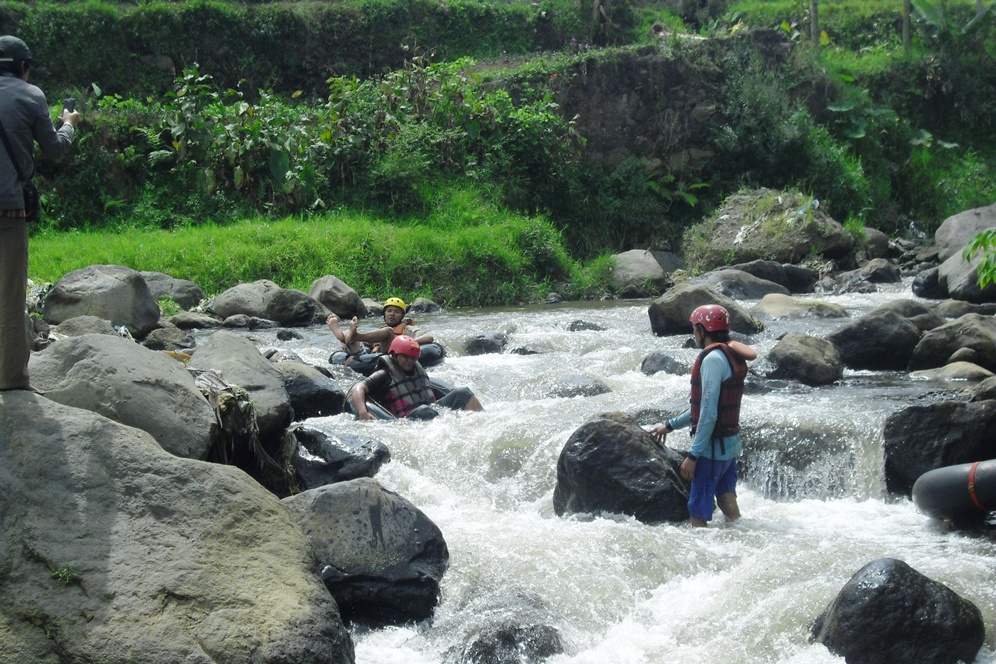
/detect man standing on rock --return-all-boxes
[0,35,78,392]
[651,305,751,527]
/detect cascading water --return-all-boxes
[258,280,995,663]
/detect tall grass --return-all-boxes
[28,205,614,306]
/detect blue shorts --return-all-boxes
[688,457,738,522]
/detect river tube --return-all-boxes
[912,460,996,521]
[330,342,445,376]
[345,378,454,421]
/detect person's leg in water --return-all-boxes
[715,460,741,522]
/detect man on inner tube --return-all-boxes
[347,335,483,420]
[327,296,444,374]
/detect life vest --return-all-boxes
[689,343,747,439]
[372,319,415,353]
[378,354,436,418]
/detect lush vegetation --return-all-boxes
[29,195,614,306]
[7,0,995,302]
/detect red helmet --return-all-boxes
[689,304,730,332]
[389,334,421,358]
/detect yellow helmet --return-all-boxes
[383,297,408,313]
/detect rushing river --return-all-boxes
[249,280,995,664]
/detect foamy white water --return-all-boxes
[258,282,995,663]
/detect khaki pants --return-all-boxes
[0,216,29,390]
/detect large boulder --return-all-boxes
[810,558,984,664]
[308,275,367,320]
[188,331,293,448]
[140,270,205,309]
[43,264,161,338]
[208,279,327,326]
[28,333,217,459]
[907,314,996,373]
[648,282,764,336]
[826,309,922,371]
[937,249,996,303]
[751,293,848,320]
[290,425,391,489]
[765,333,843,386]
[282,478,449,626]
[553,418,689,523]
[934,203,996,262]
[0,391,354,664]
[688,268,790,300]
[684,188,855,272]
[731,259,818,293]
[882,400,996,496]
[610,249,671,295]
[273,360,347,420]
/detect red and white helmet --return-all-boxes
[689,304,730,332]
[389,334,421,358]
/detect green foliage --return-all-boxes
[50,563,80,587]
[6,0,587,99]
[712,47,872,223]
[29,193,612,306]
[963,229,996,288]
[156,295,182,317]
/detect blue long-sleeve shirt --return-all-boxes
[666,349,743,461]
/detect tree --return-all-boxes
[903,0,912,51]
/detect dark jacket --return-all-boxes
[0,73,74,210]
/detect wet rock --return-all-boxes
[907,314,996,373]
[751,293,848,320]
[553,419,688,523]
[648,282,764,336]
[274,361,347,420]
[548,375,611,398]
[882,400,996,496]
[689,268,789,300]
[291,425,390,488]
[810,558,984,664]
[640,351,688,376]
[141,270,205,309]
[282,478,449,626]
[465,333,509,355]
[912,266,946,299]
[308,275,366,319]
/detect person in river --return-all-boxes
[327,296,444,374]
[346,335,483,420]
[650,304,753,527]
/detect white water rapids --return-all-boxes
[259,281,995,664]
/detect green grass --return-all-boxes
[29,205,615,307]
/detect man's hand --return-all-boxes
[680,457,696,481]
[356,410,375,421]
[60,109,80,128]
[650,425,670,441]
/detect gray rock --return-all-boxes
[167,310,224,329]
[827,310,922,371]
[689,268,790,300]
[274,361,347,420]
[934,203,996,262]
[907,314,996,373]
[282,478,449,626]
[465,333,509,355]
[187,331,293,448]
[209,280,328,326]
[140,270,205,309]
[43,264,161,338]
[883,400,996,496]
[752,293,848,320]
[937,248,996,303]
[765,333,843,386]
[0,391,354,664]
[640,351,688,376]
[141,322,196,351]
[309,275,367,319]
[28,333,217,459]
[53,314,118,337]
[648,282,764,336]
[912,266,946,299]
[611,249,671,294]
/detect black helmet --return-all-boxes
[0,36,38,66]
